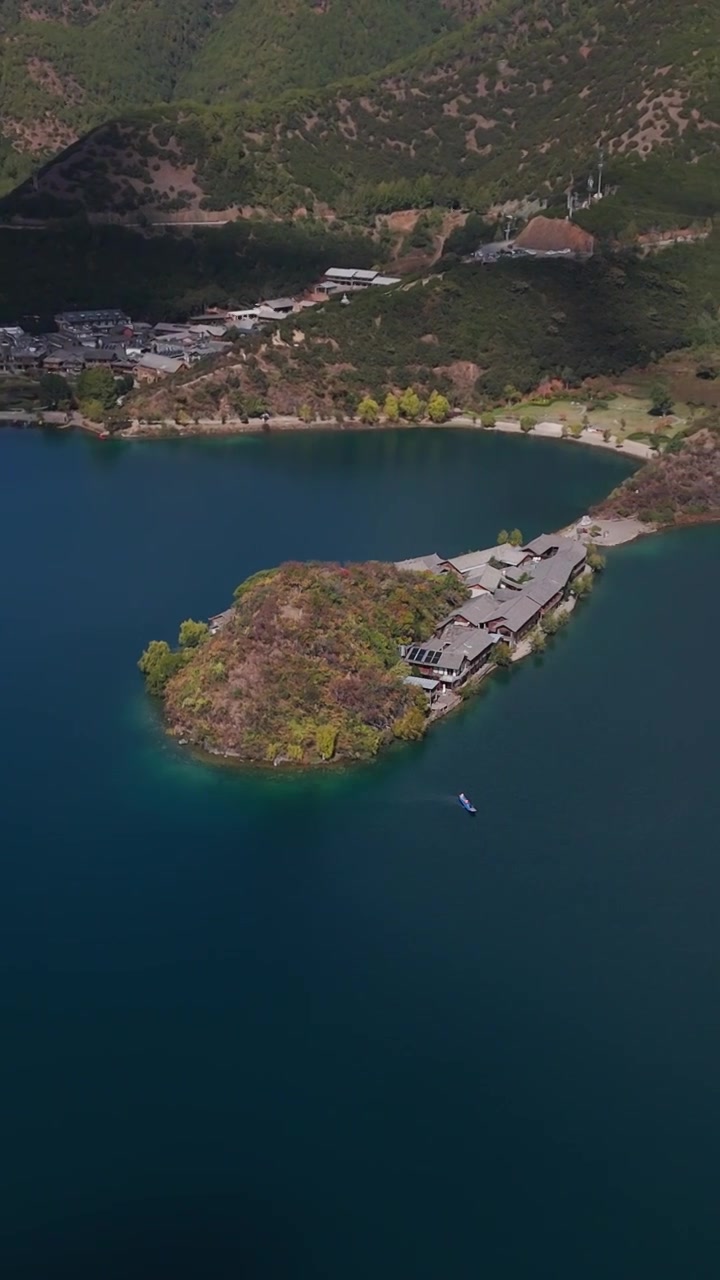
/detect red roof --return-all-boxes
[515,216,594,255]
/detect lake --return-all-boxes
[2,427,720,1279]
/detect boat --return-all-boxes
[458,792,477,815]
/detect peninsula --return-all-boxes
[139,531,604,767]
[139,562,468,766]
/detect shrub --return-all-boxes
[494,642,513,667]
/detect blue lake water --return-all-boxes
[2,427,720,1278]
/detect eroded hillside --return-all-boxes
[0,0,464,193]
[3,0,719,221]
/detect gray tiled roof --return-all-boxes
[395,553,444,573]
[446,544,528,574]
[448,595,500,626]
[494,594,541,633]
[464,565,502,591]
[526,576,564,608]
[523,534,586,564]
[437,626,495,671]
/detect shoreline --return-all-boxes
[115,412,657,460]
[1,404,657,461]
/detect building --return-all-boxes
[403,675,441,704]
[320,268,401,292]
[395,553,445,573]
[55,309,131,333]
[440,545,530,576]
[135,352,185,377]
[513,217,594,258]
[464,565,502,597]
[257,297,295,317]
[403,626,496,689]
[485,594,541,641]
[397,530,588,687]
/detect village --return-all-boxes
[0,265,402,382]
[0,210,613,386]
[395,523,601,715]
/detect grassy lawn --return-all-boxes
[516,393,692,443]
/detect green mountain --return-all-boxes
[4,0,719,226]
[0,0,462,193]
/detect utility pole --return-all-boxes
[503,214,513,243]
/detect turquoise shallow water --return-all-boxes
[3,428,720,1278]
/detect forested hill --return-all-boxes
[128,231,720,421]
[0,0,465,194]
[4,0,719,224]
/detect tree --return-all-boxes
[541,611,560,636]
[357,395,380,424]
[569,421,583,438]
[586,544,606,572]
[530,630,547,654]
[138,640,185,695]
[398,387,423,421]
[494,641,512,667]
[427,390,451,423]
[393,704,427,740]
[520,415,535,433]
[315,724,338,760]
[80,397,106,422]
[38,372,72,410]
[76,367,118,411]
[650,382,673,417]
[480,411,496,429]
[298,404,313,423]
[508,528,524,546]
[497,528,509,544]
[178,619,209,648]
[570,574,594,598]
[383,392,400,422]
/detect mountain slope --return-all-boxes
[5,0,719,223]
[0,0,463,193]
[128,232,720,421]
[176,0,460,104]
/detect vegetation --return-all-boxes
[3,0,719,229]
[585,544,606,573]
[38,372,72,409]
[570,573,593,598]
[540,610,562,637]
[498,528,523,546]
[127,233,720,422]
[493,642,512,668]
[594,425,720,527]
[0,219,376,324]
[358,396,380,424]
[76,367,118,413]
[140,561,469,766]
[650,382,674,417]
[0,0,465,195]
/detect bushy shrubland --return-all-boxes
[143,561,469,765]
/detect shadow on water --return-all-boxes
[17,1192,313,1280]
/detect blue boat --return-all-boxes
[458,792,477,815]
